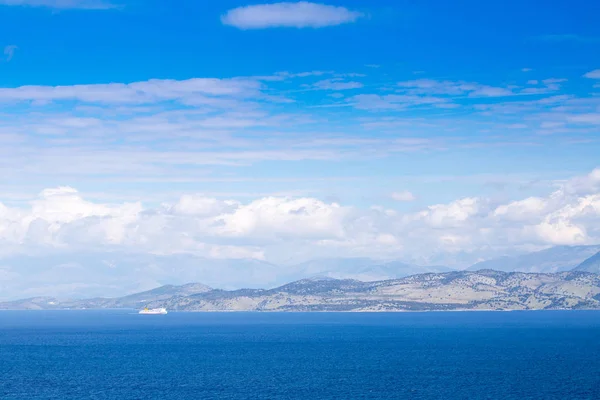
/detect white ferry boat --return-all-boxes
[139,307,168,315]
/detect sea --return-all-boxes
[1,310,599,400]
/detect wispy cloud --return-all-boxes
[349,93,451,110]
[568,114,600,125]
[0,69,597,202]
[221,2,363,29]
[0,0,116,8]
[3,45,17,62]
[346,78,524,111]
[0,77,265,104]
[391,191,416,202]
[520,78,567,94]
[398,79,515,98]
[584,69,600,79]
[311,79,364,91]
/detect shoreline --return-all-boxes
[1,308,598,313]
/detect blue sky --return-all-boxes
[0,0,600,292]
[2,0,598,78]
[1,0,598,206]
[1,0,599,84]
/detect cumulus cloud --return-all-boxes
[214,197,349,240]
[0,168,599,266]
[221,2,363,29]
[562,167,600,195]
[0,0,116,9]
[493,197,548,222]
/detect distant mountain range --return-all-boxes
[0,282,213,311]
[467,245,600,273]
[290,258,452,282]
[575,251,600,274]
[1,245,600,301]
[2,269,599,312]
[0,252,453,300]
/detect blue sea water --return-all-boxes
[1,311,599,399]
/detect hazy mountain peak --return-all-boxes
[302,276,339,282]
[467,245,600,273]
[575,251,600,274]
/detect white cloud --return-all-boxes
[398,79,514,97]
[562,168,600,195]
[166,195,239,217]
[0,168,598,264]
[391,191,416,202]
[273,70,334,79]
[344,74,570,113]
[3,45,17,62]
[0,71,598,216]
[396,77,569,101]
[0,0,116,9]
[493,197,548,222]
[584,69,600,79]
[221,2,363,29]
[214,197,349,240]
[0,78,263,104]
[312,79,364,91]
[568,114,600,125]
[543,78,567,84]
[350,94,451,110]
[411,198,482,228]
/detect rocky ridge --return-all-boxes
[2,270,599,312]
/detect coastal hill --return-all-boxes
[4,245,600,300]
[4,248,600,311]
[0,283,212,311]
[2,270,599,312]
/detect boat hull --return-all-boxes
[138,308,168,315]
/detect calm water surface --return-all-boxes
[1,310,599,399]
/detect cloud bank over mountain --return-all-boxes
[1,168,599,266]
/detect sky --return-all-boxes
[1,0,600,296]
